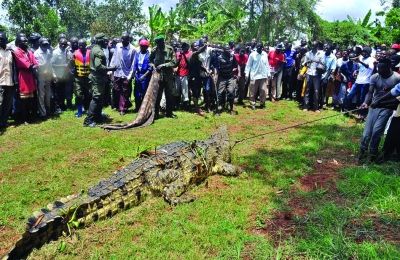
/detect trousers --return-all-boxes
[360,107,393,155]
[249,78,268,105]
[0,85,16,126]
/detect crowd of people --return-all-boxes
[0,31,400,162]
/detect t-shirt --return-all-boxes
[367,72,400,104]
[234,53,248,75]
[284,49,295,68]
[268,50,285,72]
[176,51,191,77]
[355,56,375,84]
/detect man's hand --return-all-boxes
[156,64,165,71]
[360,103,368,109]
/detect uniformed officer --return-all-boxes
[149,35,178,118]
[83,33,116,127]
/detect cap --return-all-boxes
[29,32,41,41]
[94,33,106,40]
[139,39,150,47]
[276,43,284,50]
[154,35,165,42]
[39,37,49,45]
[391,43,400,50]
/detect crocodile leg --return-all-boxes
[163,178,196,206]
[212,160,241,176]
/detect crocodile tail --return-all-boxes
[102,72,160,130]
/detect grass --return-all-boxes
[0,100,399,259]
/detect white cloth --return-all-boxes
[110,43,135,78]
[34,48,52,77]
[244,50,271,80]
[51,46,69,80]
[355,56,375,84]
[0,48,13,86]
[303,50,325,76]
[198,46,214,71]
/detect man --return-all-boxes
[282,42,296,100]
[65,37,79,109]
[34,37,52,118]
[198,39,215,112]
[371,83,400,161]
[214,45,238,115]
[303,41,325,112]
[245,42,271,110]
[13,34,38,124]
[234,47,249,104]
[0,32,15,128]
[51,37,70,113]
[83,33,116,127]
[175,42,191,110]
[320,44,337,109]
[345,46,375,110]
[110,32,135,115]
[188,41,207,116]
[150,35,178,118]
[358,58,400,163]
[268,42,286,101]
[72,39,91,117]
[29,32,41,52]
[129,38,152,112]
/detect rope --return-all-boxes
[232,107,364,147]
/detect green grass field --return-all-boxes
[1,101,399,259]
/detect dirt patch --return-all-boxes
[345,215,400,244]
[241,242,256,260]
[0,226,20,257]
[250,149,354,243]
[298,159,342,192]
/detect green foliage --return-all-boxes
[385,8,400,43]
[90,0,145,38]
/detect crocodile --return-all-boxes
[4,126,240,259]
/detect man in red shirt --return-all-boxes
[268,43,286,101]
[175,42,191,110]
[234,47,249,104]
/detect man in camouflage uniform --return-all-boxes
[150,35,178,118]
[83,33,116,127]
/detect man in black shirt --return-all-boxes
[214,45,238,115]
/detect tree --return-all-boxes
[385,7,400,42]
[90,0,145,38]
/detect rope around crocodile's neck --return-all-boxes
[231,107,364,148]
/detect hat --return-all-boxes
[154,35,165,42]
[29,32,41,41]
[391,43,400,50]
[276,42,284,50]
[139,39,150,47]
[94,33,106,40]
[39,37,49,45]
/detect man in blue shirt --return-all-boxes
[282,42,296,100]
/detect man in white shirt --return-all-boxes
[245,42,271,110]
[109,32,135,115]
[198,40,214,112]
[345,46,375,109]
[0,32,14,128]
[303,41,325,112]
[51,38,70,113]
[34,38,52,118]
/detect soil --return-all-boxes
[0,225,20,257]
[251,149,354,243]
[345,214,400,244]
